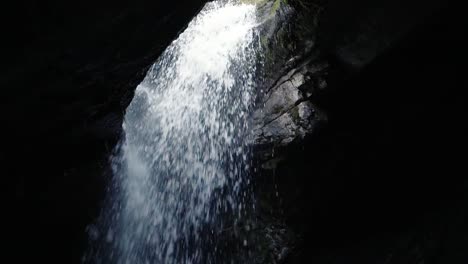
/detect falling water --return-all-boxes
[85,1,262,263]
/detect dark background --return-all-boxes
[1,1,207,262]
[280,1,468,263]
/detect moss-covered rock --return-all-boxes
[248,1,328,262]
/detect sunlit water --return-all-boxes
[85,1,262,263]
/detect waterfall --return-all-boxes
[85,1,262,263]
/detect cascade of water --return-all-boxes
[85,1,263,263]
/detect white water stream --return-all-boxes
[85,1,263,263]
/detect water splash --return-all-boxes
[85,1,262,263]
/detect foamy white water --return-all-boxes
[85,1,262,263]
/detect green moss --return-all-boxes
[272,104,284,115]
[240,0,269,5]
[260,35,277,70]
[272,0,281,11]
[270,0,286,15]
[260,35,268,48]
[290,106,301,124]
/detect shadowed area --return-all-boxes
[2,1,208,263]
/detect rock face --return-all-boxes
[251,0,468,264]
[2,1,208,263]
[253,54,328,161]
[245,1,331,262]
[318,0,444,71]
[252,0,327,161]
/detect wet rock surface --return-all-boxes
[247,1,330,262]
[253,54,328,157]
[250,0,468,263]
[251,0,327,158]
[260,1,468,264]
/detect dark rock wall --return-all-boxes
[318,0,443,71]
[2,1,208,263]
[266,0,468,263]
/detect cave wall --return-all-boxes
[317,0,443,71]
[2,1,208,263]
[263,0,468,263]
